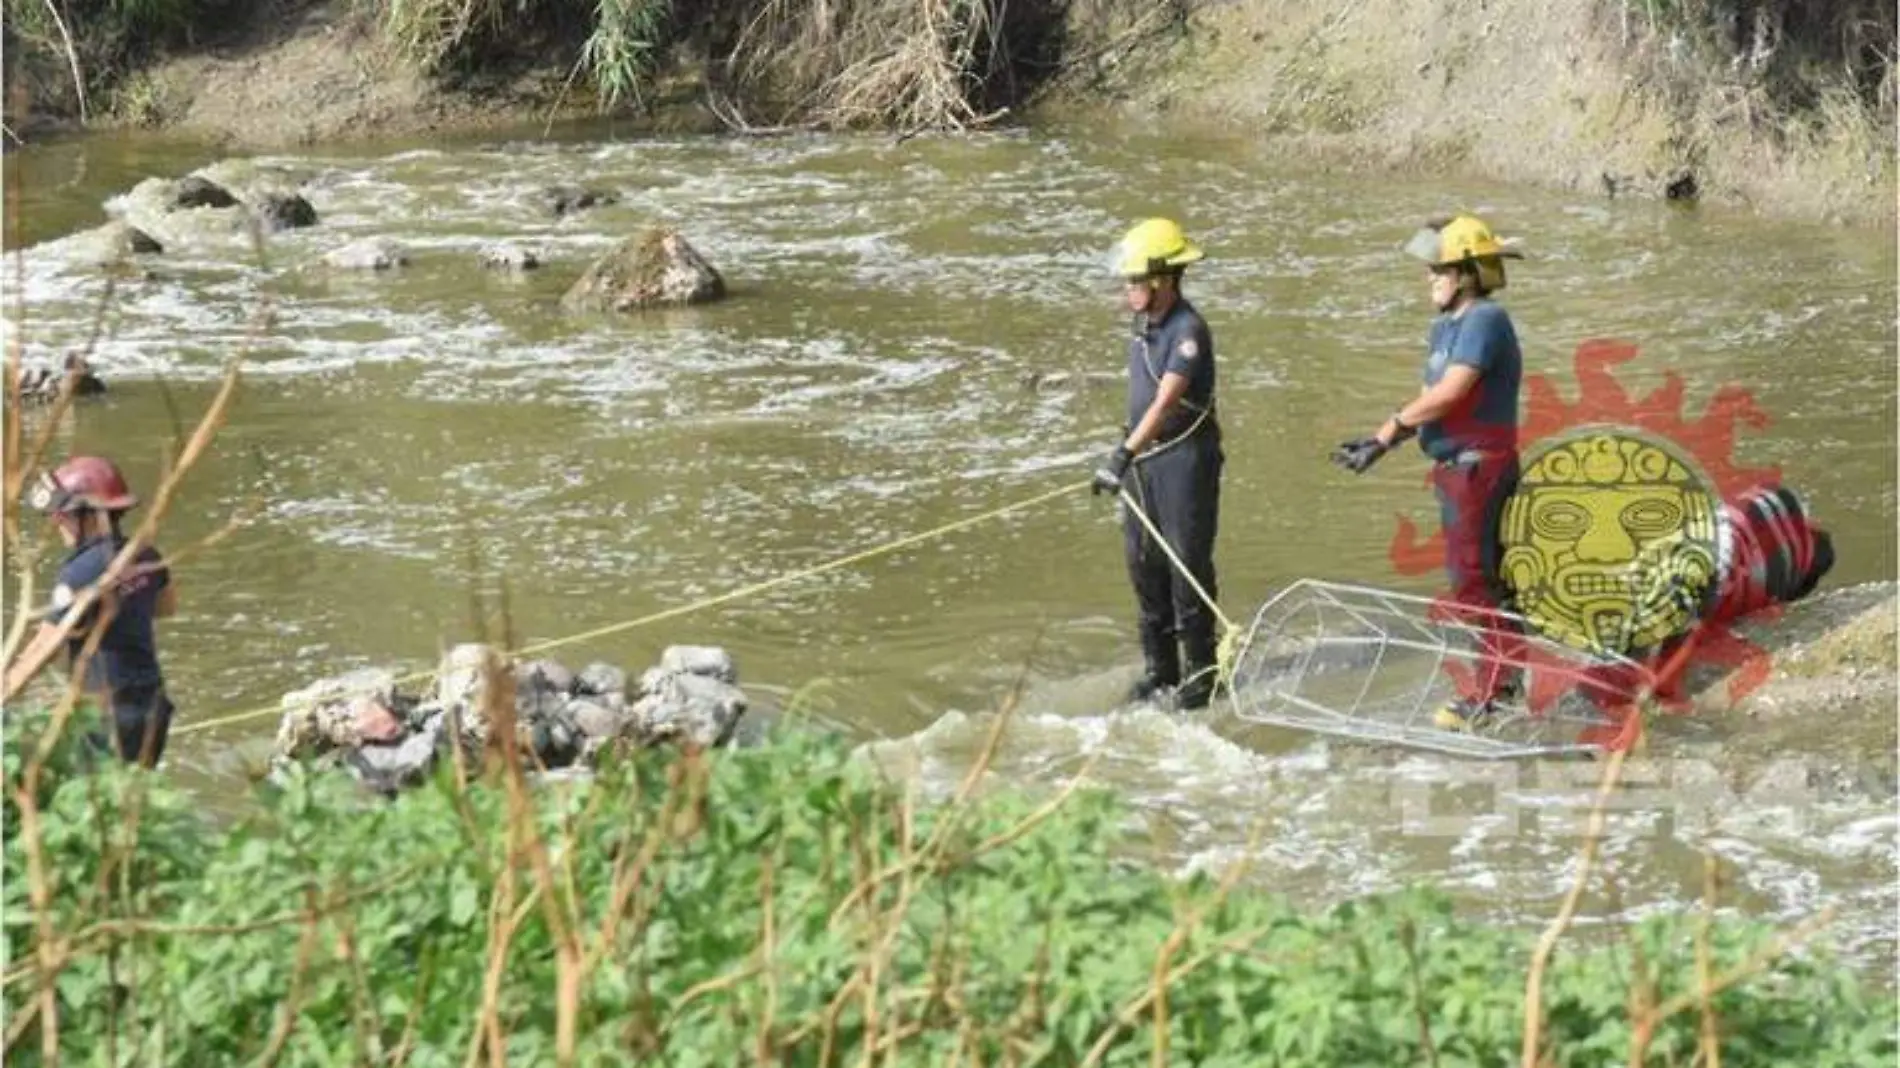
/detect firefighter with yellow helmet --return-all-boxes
[1090,218,1224,711]
[1332,214,1526,729]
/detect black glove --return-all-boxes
[1330,436,1389,475]
[1092,445,1134,496]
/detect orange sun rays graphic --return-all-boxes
[1386,338,1794,750]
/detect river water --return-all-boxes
[4,119,1895,975]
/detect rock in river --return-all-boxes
[480,243,542,271]
[561,228,726,312]
[323,237,408,271]
[542,185,618,218]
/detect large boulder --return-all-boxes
[630,668,747,748]
[658,645,738,684]
[191,159,319,231]
[58,220,165,265]
[345,712,446,796]
[253,191,318,232]
[172,175,239,210]
[575,662,628,699]
[273,667,404,762]
[105,165,317,249]
[515,658,575,695]
[560,229,726,313]
[437,643,502,746]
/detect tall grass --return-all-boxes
[352,0,670,109]
[351,0,1028,131]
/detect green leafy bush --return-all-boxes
[3,708,1894,1066]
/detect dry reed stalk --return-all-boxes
[583,764,691,973]
[331,906,387,1063]
[1521,624,1719,1066]
[1072,819,1267,1068]
[754,849,782,1064]
[482,647,587,1066]
[1520,744,1631,1068]
[1077,924,1278,1068]
[828,649,1038,927]
[9,612,116,1064]
[1399,917,1440,1067]
[1627,907,1838,1064]
[33,0,88,124]
[1696,852,1722,1068]
[254,889,326,1068]
[4,273,124,668]
[855,779,925,1067]
[463,838,520,1068]
[389,945,438,1068]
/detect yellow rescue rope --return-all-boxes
[174,474,1239,739]
[1116,487,1240,699]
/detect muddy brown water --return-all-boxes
[4,119,1896,977]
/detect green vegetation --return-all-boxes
[1,0,230,122]
[4,703,1894,1066]
[352,0,670,108]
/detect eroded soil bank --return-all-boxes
[5,0,1893,225]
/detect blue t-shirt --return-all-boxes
[1126,299,1216,439]
[1418,299,1521,461]
[51,535,170,694]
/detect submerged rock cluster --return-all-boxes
[39,160,729,400]
[270,642,748,795]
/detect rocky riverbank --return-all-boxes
[270,642,751,794]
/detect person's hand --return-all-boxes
[1330,436,1388,474]
[1091,445,1134,496]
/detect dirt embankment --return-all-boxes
[1040,0,1895,226]
[3,0,652,148]
[7,0,1894,226]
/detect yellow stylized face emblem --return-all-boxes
[1499,431,1719,655]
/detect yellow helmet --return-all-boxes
[1404,213,1522,291]
[1404,214,1522,266]
[1115,218,1204,278]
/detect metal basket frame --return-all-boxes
[1222,579,1656,760]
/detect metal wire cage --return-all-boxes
[1223,580,1655,759]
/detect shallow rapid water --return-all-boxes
[4,118,1895,974]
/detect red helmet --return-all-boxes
[27,456,139,514]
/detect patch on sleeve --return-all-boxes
[1176,337,1199,360]
[51,584,74,612]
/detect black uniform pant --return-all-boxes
[1121,425,1223,666]
[85,684,175,769]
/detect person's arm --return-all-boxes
[1125,372,1192,454]
[2,550,111,703]
[1374,364,1482,446]
[155,583,178,619]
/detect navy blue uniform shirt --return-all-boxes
[1419,299,1521,461]
[51,535,169,695]
[1126,298,1216,440]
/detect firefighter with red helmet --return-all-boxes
[2,456,179,767]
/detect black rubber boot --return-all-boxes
[1174,623,1220,711]
[1127,626,1181,704]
